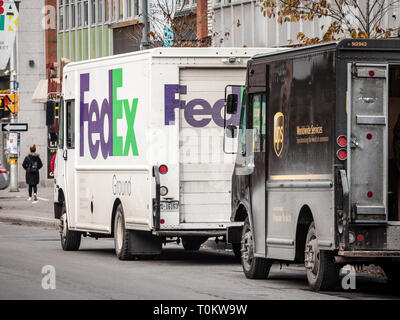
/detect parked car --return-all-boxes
[0,161,9,190]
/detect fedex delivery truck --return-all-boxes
[53,47,279,259]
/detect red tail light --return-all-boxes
[0,169,7,174]
[159,165,168,174]
[337,148,347,161]
[337,135,347,147]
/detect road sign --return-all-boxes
[1,122,28,132]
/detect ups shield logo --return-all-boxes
[273,112,284,157]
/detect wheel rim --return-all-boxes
[60,213,67,243]
[305,234,320,277]
[115,213,124,253]
[242,225,254,271]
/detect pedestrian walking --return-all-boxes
[22,145,43,203]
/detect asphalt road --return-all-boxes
[0,223,399,300]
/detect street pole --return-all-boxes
[141,0,150,50]
[9,19,18,192]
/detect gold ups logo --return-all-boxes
[273,112,284,157]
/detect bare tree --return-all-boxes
[125,0,209,48]
[258,0,400,45]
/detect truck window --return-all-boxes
[261,95,267,151]
[58,98,64,149]
[251,94,266,153]
[66,100,75,149]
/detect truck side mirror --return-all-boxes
[46,100,55,126]
[226,94,238,114]
[225,125,237,138]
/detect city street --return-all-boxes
[0,222,399,300]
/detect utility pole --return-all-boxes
[141,0,150,50]
[8,27,18,192]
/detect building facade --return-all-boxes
[212,0,400,48]
[57,0,200,62]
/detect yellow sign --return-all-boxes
[273,112,284,157]
[7,93,18,114]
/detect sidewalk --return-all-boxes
[0,186,230,251]
[0,186,58,229]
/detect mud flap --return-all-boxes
[128,230,162,255]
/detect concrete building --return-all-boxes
[57,0,204,62]
[211,0,400,47]
[17,0,49,187]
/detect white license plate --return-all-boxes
[160,201,179,212]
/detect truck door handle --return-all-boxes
[63,149,67,161]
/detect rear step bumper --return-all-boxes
[153,230,227,237]
[339,250,400,258]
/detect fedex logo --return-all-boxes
[164,85,241,127]
[80,68,138,159]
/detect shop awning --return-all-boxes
[31,79,48,103]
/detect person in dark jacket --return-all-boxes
[22,145,43,203]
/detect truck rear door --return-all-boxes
[348,63,388,223]
[178,68,244,224]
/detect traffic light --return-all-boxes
[7,93,18,114]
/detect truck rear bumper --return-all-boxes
[338,250,400,258]
[153,230,227,237]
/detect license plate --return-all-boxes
[160,201,179,212]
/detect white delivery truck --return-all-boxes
[53,47,278,260]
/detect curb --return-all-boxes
[0,215,59,229]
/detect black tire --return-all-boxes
[241,217,272,279]
[182,237,205,251]
[382,262,400,286]
[60,204,81,251]
[305,222,339,291]
[232,243,241,260]
[114,204,132,260]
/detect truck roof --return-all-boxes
[251,38,400,61]
[63,47,282,71]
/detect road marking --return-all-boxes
[37,197,49,202]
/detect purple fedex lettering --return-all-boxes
[80,71,113,159]
[164,85,241,128]
[164,84,186,125]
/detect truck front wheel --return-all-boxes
[241,217,272,279]
[60,205,81,251]
[305,222,339,291]
[114,204,132,260]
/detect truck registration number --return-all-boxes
[160,201,179,212]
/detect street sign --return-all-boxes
[1,122,28,132]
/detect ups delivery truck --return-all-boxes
[224,39,400,291]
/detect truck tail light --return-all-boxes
[337,148,347,161]
[337,135,347,147]
[159,164,168,174]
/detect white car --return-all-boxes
[0,162,9,190]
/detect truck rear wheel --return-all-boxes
[305,222,339,291]
[114,204,132,260]
[182,237,206,251]
[382,262,400,286]
[241,217,272,279]
[60,205,81,251]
